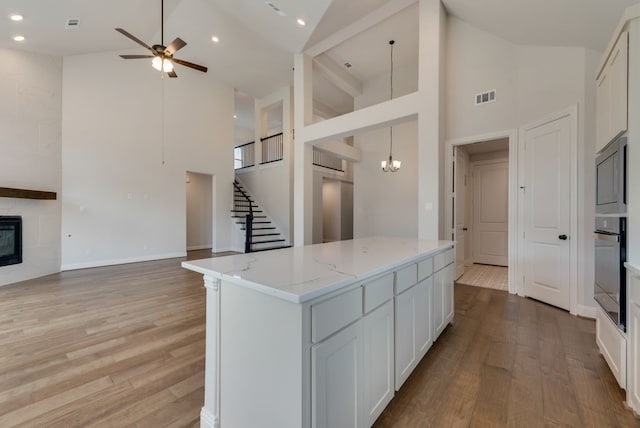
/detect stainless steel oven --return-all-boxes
[594,217,626,331]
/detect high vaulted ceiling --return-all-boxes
[1,0,638,100]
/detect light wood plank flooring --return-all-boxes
[374,284,640,427]
[0,255,638,427]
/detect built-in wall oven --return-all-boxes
[594,217,626,331]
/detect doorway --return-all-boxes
[321,178,353,243]
[453,138,509,291]
[445,105,578,313]
[186,171,213,252]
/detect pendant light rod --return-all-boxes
[382,39,401,173]
[161,0,164,45]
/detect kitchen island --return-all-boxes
[182,236,455,428]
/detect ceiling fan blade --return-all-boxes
[119,55,155,59]
[168,70,178,78]
[115,28,154,52]
[165,38,187,55]
[172,58,208,73]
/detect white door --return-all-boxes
[520,112,572,310]
[472,161,509,266]
[454,148,469,278]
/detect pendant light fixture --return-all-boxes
[381,39,401,172]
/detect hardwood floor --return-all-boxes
[0,256,637,427]
[0,253,214,427]
[374,284,640,427]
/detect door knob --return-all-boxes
[558,234,568,240]
[462,227,468,231]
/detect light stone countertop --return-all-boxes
[626,262,640,278]
[182,236,454,303]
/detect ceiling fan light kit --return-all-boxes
[115,0,207,78]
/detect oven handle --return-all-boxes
[594,232,620,242]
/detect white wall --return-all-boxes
[0,48,62,287]
[445,15,600,313]
[61,51,234,269]
[352,59,420,239]
[353,121,419,238]
[186,171,213,250]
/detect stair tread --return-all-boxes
[250,245,292,253]
[251,233,281,237]
[251,238,286,244]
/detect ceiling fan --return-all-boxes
[115,0,208,78]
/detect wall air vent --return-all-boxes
[65,18,80,29]
[475,89,496,106]
[265,1,287,16]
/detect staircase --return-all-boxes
[232,180,290,253]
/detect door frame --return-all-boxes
[445,129,518,295]
[518,105,578,315]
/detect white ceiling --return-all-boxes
[441,0,639,52]
[461,138,509,155]
[2,0,637,111]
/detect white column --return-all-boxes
[417,0,445,240]
[293,53,314,246]
[201,276,221,428]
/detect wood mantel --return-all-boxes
[0,187,57,200]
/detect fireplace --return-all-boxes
[0,216,22,267]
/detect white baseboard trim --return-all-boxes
[214,246,243,254]
[187,245,212,251]
[200,407,218,428]
[578,304,597,319]
[61,252,187,271]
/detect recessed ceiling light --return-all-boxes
[9,14,23,22]
[297,18,306,26]
[233,115,237,119]
[13,35,25,42]
[212,36,219,43]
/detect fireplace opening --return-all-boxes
[0,216,22,267]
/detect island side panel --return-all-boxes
[219,279,306,428]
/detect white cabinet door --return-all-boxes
[433,268,445,339]
[596,31,628,153]
[416,277,433,360]
[596,68,611,153]
[629,295,640,414]
[394,279,430,390]
[312,320,363,428]
[443,264,455,326]
[363,300,394,426]
[609,31,628,144]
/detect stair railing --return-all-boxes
[233,180,253,253]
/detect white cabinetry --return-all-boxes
[628,273,640,414]
[433,249,455,339]
[596,31,628,153]
[363,300,394,426]
[312,320,364,428]
[394,277,432,389]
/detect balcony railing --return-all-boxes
[234,141,255,170]
[313,148,344,172]
[261,132,283,164]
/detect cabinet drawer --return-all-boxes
[434,251,447,272]
[394,264,417,295]
[312,287,363,343]
[364,273,394,314]
[417,258,433,281]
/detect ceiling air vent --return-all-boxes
[475,89,496,106]
[265,1,287,16]
[65,18,80,29]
